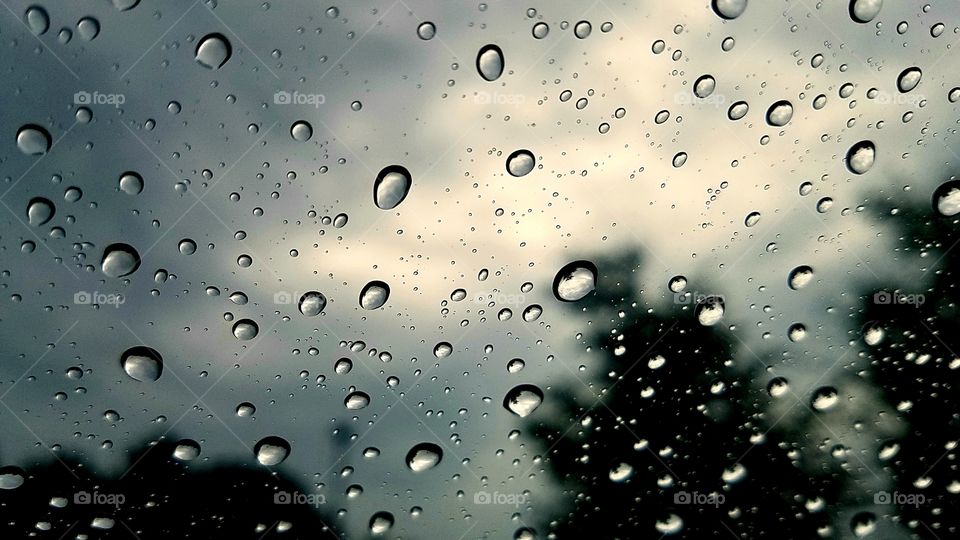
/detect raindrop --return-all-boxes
[506,149,536,177]
[25,6,49,35]
[416,21,436,40]
[532,22,549,39]
[345,391,371,410]
[476,44,504,82]
[16,125,51,155]
[553,260,598,301]
[845,140,876,174]
[254,436,290,465]
[373,165,412,209]
[765,100,794,126]
[119,172,144,195]
[896,66,922,93]
[728,101,749,120]
[232,319,259,340]
[574,20,591,39]
[503,384,544,417]
[195,33,232,69]
[811,386,839,411]
[121,346,163,382]
[101,243,141,277]
[693,75,716,98]
[236,402,256,417]
[522,304,543,322]
[695,296,725,326]
[433,342,453,358]
[849,0,882,24]
[360,281,390,309]
[369,512,394,535]
[26,197,54,226]
[744,211,761,227]
[712,0,748,20]
[298,291,327,316]
[290,121,313,142]
[788,265,814,289]
[933,180,960,216]
[173,439,201,461]
[406,442,443,472]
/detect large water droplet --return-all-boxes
[26,197,54,226]
[121,346,163,382]
[712,0,748,19]
[0,467,25,489]
[373,165,412,209]
[503,384,544,417]
[25,6,49,35]
[433,342,453,358]
[845,140,876,174]
[849,0,882,23]
[369,511,394,535]
[101,243,141,277]
[655,514,684,535]
[173,439,201,461]
[553,260,598,302]
[506,149,535,177]
[298,291,327,316]
[522,304,543,322]
[406,442,443,472]
[290,120,313,142]
[416,21,436,40]
[119,172,144,195]
[897,66,922,93]
[345,391,370,410]
[693,75,716,98]
[195,33,232,69]
[788,265,814,289]
[765,100,793,126]
[232,319,259,340]
[850,512,877,537]
[16,125,51,155]
[254,436,290,465]
[695,296,725,326]
[933,180,960,216]
[811,386,839,411]
[111,0,140,11]
[476,44,504,82]
[360,281,390,309]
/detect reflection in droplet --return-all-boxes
[298,291,327,316]
[16,124,51,155]
[373,165,412,209]
[101,243,141,277]
[360,281,390,309]
[173,439,201,461]
[369,511,394,535]
[933,180,960,216]
[811,386,839,411]
[712,0,748,19]
[345,391,371,410]
[254,436,290,465]
[506,149,536,177]
[696,296,725,326]
[897,67,922,93]
[503,384,544,417]
[121,346,163,382]
[845,140,876,174]
[433,342,453,358]
[693,75,716,98]
[553,260,598,302]
[416,21,436,40]
[290,120,313,142]
[476,44,504,82]
[522,304,543,322]
[119,172,144,195]
[406,442,443,472]
[765,100,793,126]
[27,197,55,226]
[849,0,882,24]
[232,319,259,340]
[195,33,232,69]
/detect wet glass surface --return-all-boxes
[1,0,960,538]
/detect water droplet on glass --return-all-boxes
[298,291,327,316]
[532,22,549,39]
[406,442,443,472]
[765,100,793,126]
[553,260,598,301]
[506,149,535,177]
[25,6,49,35]
[345,391,371,410]
[121,346,163,382]
[845,140,876,174]
[811,386,839,411]
[369,511,394,535]
[119,172,144,195]
[522,304,543,322]
[231,319,258,340]
[16,124,51,155]
[195,33,232,69]
[254,436,290,465]
[417,21,436,40]
[503,384,544,417]
[173,439,201,461]
[693,75,716,98]
[696,296,725,326]
[712,0,748,19]
[744,211,761,227]
[574,20,592,39]
[290,120,313,142]
[101,243,141,277]
[849,0,882,23]
[433,342,453,358]
[476,44,504,82]
[236,402,256,417]
[26,197,54,226]
[934,180,960,216]
[373,165,412,209]
[728,101,749,120]
[360,280,390,309]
